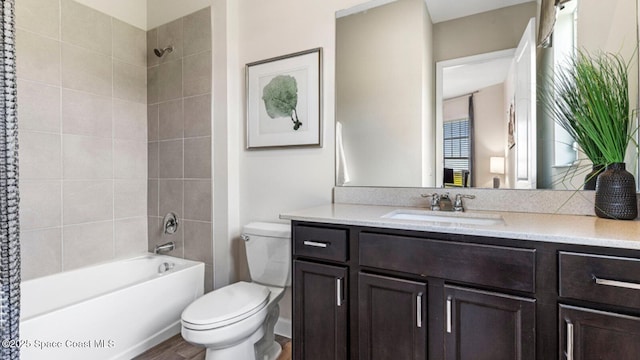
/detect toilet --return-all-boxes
[181,222,291,360]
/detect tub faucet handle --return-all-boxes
[163,212,179,235]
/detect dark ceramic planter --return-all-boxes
[594,163,638,220]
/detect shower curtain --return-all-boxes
[0,0,21,359]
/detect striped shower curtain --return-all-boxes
[0,0,20,359]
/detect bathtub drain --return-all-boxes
[158,262,175,274]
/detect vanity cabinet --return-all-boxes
[558,252,640,360]
[559,305,640,360]
[291,221,640,360]
[292,224,350,360]
[293,260,348,360]
[444,285,536,360]
[358,272,427,360]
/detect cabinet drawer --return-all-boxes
[294,225,348,262]
[559,251,640,308]
[359,232,536,293]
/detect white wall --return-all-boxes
[336,0,429,187]
[216,0,369,329]
[474,83,506,188]
[74,0,147,29]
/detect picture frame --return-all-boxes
[245,48,322,149]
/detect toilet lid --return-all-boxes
[181,281,270,330]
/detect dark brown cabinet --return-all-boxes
[559,305,640,360]
[291,221,640,360]
[293,260,348,360]
[444,285,536,360]
[358,272,427,360]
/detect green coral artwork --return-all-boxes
[262,75,302,130]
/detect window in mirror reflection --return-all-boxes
[443,98,472,187]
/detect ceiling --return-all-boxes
[425,0,534,23]
[443,55,514,99]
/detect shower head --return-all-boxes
[154,46,174,58]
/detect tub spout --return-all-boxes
[154,241,175,254]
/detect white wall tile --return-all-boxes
[62,89,112,137]
[61,0,112,56]
[62,43,112,97]
[63,135,113,179]
[16,29,60,85]
[114,180,147,218]
[63,221,114,270]
[18,80,61,133]
[115,217,148,258]
[20,131,61,180]
[21,228,62,280]
[16,0,60,39]
[114,99,147,141]
[63,180,113,225]
[113,19,146,67]
[20,180,62,230]
[114,140,147,179]
[114,60,147,104]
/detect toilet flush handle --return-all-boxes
[241,234,250,242]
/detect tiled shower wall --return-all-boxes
[17,0,148,280]
[146,8,213,292]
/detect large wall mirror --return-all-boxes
[335,0,639,190]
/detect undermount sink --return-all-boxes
[381,209,504,226]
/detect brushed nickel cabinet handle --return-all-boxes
[446,297,452,333]
[594,276,640,290]
[303,240,328,248]
[567,322,574,360]
[336,278,342,307]
[416,293,423,328]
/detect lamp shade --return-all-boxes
[490,157,505,175]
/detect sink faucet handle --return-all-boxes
[453,194,475,212]
[421,193,441,211]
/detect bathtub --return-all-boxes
[20,254,204,360]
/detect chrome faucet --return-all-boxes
[421,193,441,211]
[154,241,175,254]
[453,194,476,212]
[421,192,453,211]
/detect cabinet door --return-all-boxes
[293,260,348,360]
[359,272,427,360]
[444,285,535,360]
[559,304,640,360]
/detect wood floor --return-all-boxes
[133,334,291,360]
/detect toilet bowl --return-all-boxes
[181,222,291,360]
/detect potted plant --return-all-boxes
[546,50,637,219]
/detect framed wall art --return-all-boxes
[245,48,322,149]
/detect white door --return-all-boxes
[514,18,537,189]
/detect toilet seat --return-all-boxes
[181,281,270,331]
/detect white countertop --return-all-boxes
[280,203,640,250]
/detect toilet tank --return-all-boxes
[243,222,291,287]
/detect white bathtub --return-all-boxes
[20,254,204,360]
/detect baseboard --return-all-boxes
[275,317,291,338]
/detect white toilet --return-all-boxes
[181,222,291,360]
